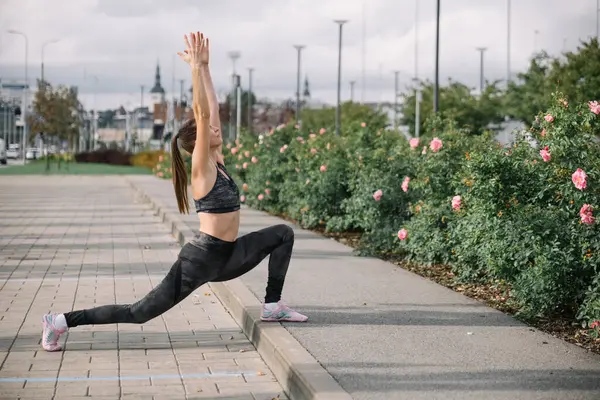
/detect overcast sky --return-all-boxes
[0,0,596,110]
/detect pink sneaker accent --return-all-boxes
[260,300,308,322]
[41,314,66,352]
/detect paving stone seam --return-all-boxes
[126,176,353,400]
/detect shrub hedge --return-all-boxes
[155,95,600,335]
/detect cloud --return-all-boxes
[0,0,595,110]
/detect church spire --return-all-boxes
[303,76,311,98]
[150,60,165,94]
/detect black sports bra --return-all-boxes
[193,163,240,214]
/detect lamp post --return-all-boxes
[293,45,305,125]
[7,29,28,163]
[334,20,348,136]
[41,39,60,83]
[227,51,240,141]
[506,0,511,85]
[350,80,356,102]
[413,78,421,138]
[476,47,487,93]
[393,71,399,131]
[248,68,254,133]
[433,0,440,113]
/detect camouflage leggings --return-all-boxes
[64,225,294,327]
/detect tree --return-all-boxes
[220,90,257,128]
[504,38,600,126]
[29,80,82,150]
[401,79,505,137]
[301,101,389,133]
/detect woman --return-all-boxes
[41,32,307,352]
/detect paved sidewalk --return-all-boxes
[129,174,600,400]
[0,176,287,400]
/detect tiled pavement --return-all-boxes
[0,176,287,400]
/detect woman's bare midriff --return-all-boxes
[198,210,240,242]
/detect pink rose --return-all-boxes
[306,179,310,185]
[319,128,326,135]
[295,168,300,173]
[397,229,408,241]
[297,136,304,142]
[244,151,250,158]
[242,183,249,191]
[572,168,588,190]
[158,171,163,177]
[231,147,239,155]
[226,143,232,149]
[409,138,420,149]
[372,189,383,201]
[544,114,554,123]
[265,188,271,195]
[452,195,461,211]
[280,145,288,153]
[295,124,300,129]
[401,176,410,193]
[243,162,248,169]
[429,137,443,152]
[361,122,366,128]
[258,194,264,201]
[240,195,246,203]
[588,101,600,115]
[591,320,600,329]
[235,164,240,169]
[320,165,327,172]
[311,148,317,155]
[309,133,316,138]
[158,155,164,162]
[580,204,595,225]
[237,155,243,160]
[326,143,331,150]
[541,128,547,137]
[251,156,258,163]
[266,181,270,185]
[422,146,427,155]
[539,146,551,162]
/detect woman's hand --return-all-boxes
[177,32,209,68]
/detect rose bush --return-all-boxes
[158,95,600,335]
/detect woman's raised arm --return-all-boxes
[177,32,211,177]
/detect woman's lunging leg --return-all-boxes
[213,224,307,322]
[64,258,200,327]
[42,248,215,351]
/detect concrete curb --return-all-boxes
[127,178,353,400]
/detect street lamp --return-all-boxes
[227,51,241,140]
[476,47,487,93]
[248,68,254,133]
[7,29,28,163]
[293,45,305,125]
[41,39,60,83]
[433,0,440,113]
[350,80,356,102]
[334,20,348,136]
[506,0,511,86]
[393,71,399,131]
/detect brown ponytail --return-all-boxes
[171,132,190,214]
